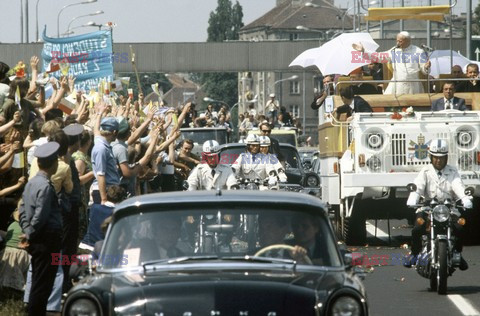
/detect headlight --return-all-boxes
[457,131,472,147]
[68,298,100,316]
[367,133,383,149]
[433,205,450,222]
[306,175,319,187]
[366,155,381,172]
[331,296,362,316]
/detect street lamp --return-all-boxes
[269,75,299,114]
[61,22,98,37]
[296,25,324,45]
[66,10,104,34]
[203,97,229,109]
[57,0,97,37]
[84,21,104,30]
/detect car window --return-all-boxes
[218,146,245,165]
[100,208,341,269]
[279,147,299,169]
[181,129,228,145]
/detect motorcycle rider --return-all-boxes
[405,139,473,269]
[259,135,287,183]
[187,140,237,190]
[232,134,284,188]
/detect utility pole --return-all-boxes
[25,0,30,42]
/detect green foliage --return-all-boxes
[199,0,244,108]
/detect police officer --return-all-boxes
[233,134,283,187]
[19,142,62,315]
[187,140,237,190]
[62,123,84,293]
[259,135,287,183]
[405,139,472,269]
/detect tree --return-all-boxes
[198,0,243,108]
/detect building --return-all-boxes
[238,0,353,142]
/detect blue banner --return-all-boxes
[41,28,114,92]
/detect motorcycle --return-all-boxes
[406,183,474,295]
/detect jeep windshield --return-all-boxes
[100,207,341,269]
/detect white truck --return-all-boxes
[318,108,480,245]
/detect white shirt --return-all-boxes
[444,98,453,109]
[232,152,285,181]
[187,163,237,191]
[409,164,466,203]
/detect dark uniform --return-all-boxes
[62,123,84,293]
[19,142,62,316]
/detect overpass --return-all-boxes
[0,38,468,73]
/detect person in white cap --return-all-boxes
[405,138,472,269]
[187,140,236,191]
[265,93,280,124]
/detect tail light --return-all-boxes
[333,162,339,174]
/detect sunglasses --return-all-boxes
[261,129,271,133]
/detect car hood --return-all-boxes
[79,266,363,315]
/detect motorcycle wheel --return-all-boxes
[437,240,448,295]
[430,272,437,291]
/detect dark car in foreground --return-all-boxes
[218,142,320,195]
[63,191,368,316]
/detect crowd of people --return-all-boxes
[0,55,300,314]
[0,57,236,314]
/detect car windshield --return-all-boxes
[181,129,228,145]
[271,134,296,147]
[100,207,341,269]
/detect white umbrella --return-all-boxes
[289,32,379,75]
[289,47,323,68]
[428,50,471,77]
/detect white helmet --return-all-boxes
[202,140,220,155]
[245,134,260,145]
[429,139,448,157]
[259,135,271,147]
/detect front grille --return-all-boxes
[391,133,406,166]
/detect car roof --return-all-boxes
[114,190,327,216]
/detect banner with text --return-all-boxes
[41,28,114,92]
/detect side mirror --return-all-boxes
[465,187,475,196]
[406,183,417,192]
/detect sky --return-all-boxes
[0,0,477,43]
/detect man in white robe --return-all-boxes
[353,31,431,95]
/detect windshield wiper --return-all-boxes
[221,255,296,265]
[143,256,219,271]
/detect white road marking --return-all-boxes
[448,295,480,316]
[366,221,390,239]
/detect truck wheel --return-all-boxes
[343,214,366,246]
